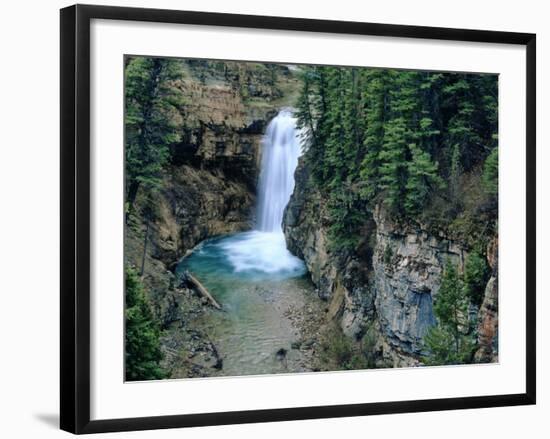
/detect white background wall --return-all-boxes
[0,0,546,437]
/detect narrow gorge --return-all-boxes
[175,111,324,376]
[124,57,499,380]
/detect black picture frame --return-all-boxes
[60,4,536,434]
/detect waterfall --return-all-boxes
[256,110,301,233]
[200,109,305,276]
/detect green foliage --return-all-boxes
[433,262,467,331]
[405,143,445,215]
[463,251,490,306]
[296,66,498,246]
[321,322,381,370]
[422,261,476,365]
[328,331,353,367]
[321,329,369,370]
[358,70,389,199]
[326,184,364,251]
[422,326,475,366]
[125,57,186,213]
[449,143,462,206]
[483,147,498,196]
[443,75,498,172]
[378,116,408,212]
[125,266,165,381]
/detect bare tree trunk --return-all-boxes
[186,272,222,310]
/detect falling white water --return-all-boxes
[256,110,302,233]
[212,109,305,275]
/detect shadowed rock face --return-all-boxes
[284,160,498,367]
[371,205,466,365]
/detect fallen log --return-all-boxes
[186,272,222,310]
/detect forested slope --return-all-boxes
[285,66,499,366]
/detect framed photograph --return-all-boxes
[60,4,536,434]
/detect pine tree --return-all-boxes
[294,65,498,247]
[296,66,330,184]
[405,143,444,215]
[341,67,365,180]
[463,251,490,306]
[449,142,462,207]
[323,67,346,186]
[483,147,498,196]
[378,115,409,213]
[443,78,478,170]
[423,261,475,365]
[125,266,165,381]
[359,69,390,201]
[295,67,317,144]
[376,71,421,214]
[327,183,364,251]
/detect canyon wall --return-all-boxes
[284,159,498,366]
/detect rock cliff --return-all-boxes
[284,159,498,366]
[284,162,375,339]
[372,205,467,365]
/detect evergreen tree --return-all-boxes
[442,74,497,173]
[449,142,462,208]
[423,261,475,365]
[443,78,479,171]
[323,67,347,186]
[483,147,498,196]
[375,71,422,214]
[341,67,365,180]
[405,143,444,215]
[378,116,409,212]
[463,251,490,306]
[125,266,165,381]
[294,65,498,247]
[359,69,390,200]
[295,68,318,144]
[296,66,330,184]
[327,183,364,251]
